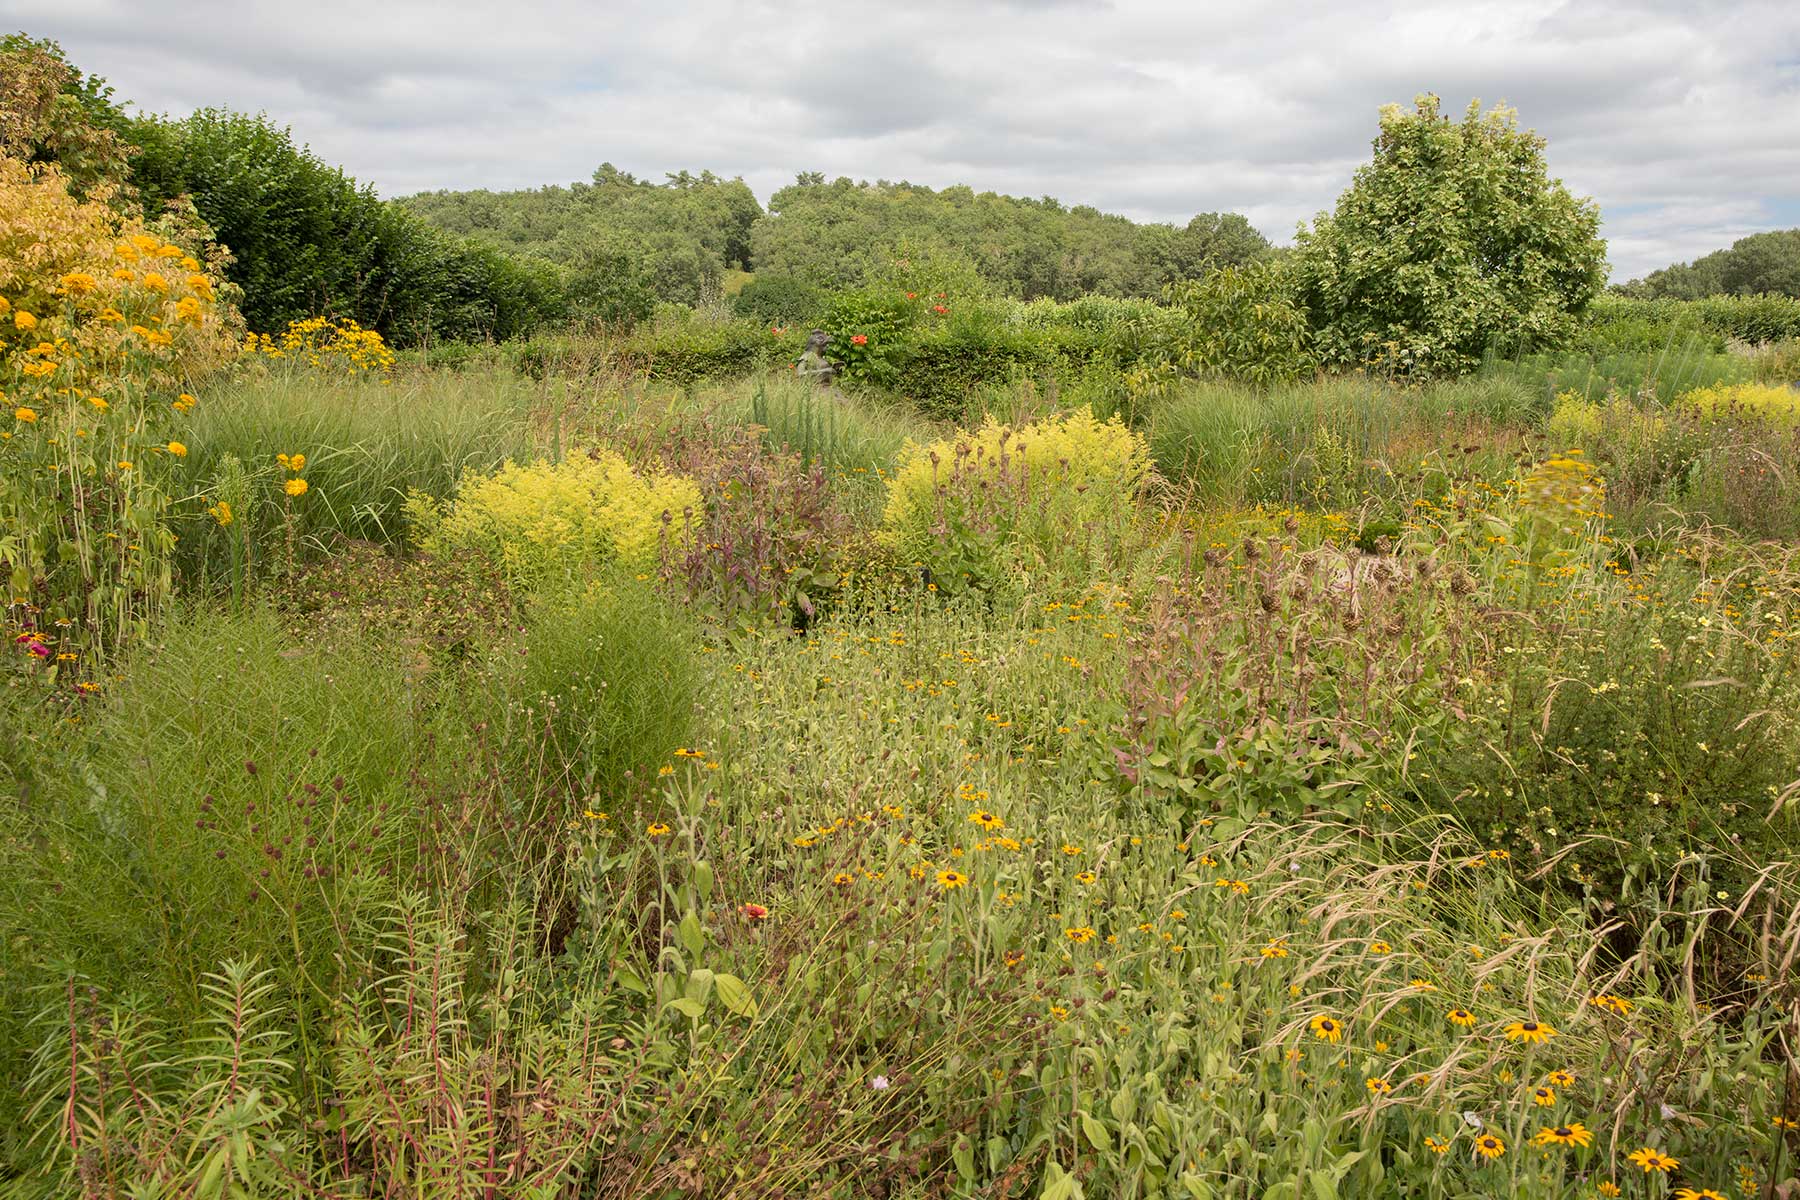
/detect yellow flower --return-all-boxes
[1074,870,1097,885]
[1064,926,1097,944]
[13,407,37,424]
[1423,1136,1450,1155]
[1530,1086,1555,1107]
[208,501,233,526]
[1409,978,1437,991]
[1446,1008,1476,1027]
[1060,843,1082,856]
[969,810,1004,830]
[1531,1123,1591,1149]
[285,477,309,497]
[1368,940,1392,955]
[1308,1013,1344,1044]
[166,441,187,457]
[58,271,97,294]
[1472,1134,1505,1161]
[832,871,854,886]
[1365,1077,1391,1096]
[1597,1183,1621,1197]
[1545,1069,1575,1087]
[1261,940,1289,958]
[1671,1189,1724,1200]
[645,822,670,837]
[1589,994,1633,1015]
[1502,1020,1556,1045]
[1626,1147,1678,1173]
[14,310,36,330]
[936,868,969,890]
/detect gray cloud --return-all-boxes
[8,0,1798,279]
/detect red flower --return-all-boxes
[850,333,869,345]
[932,304,949,315]
[906,292,917,299]
[740,902,769,920]
[771,325,786,337]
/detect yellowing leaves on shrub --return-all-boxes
[411,449,701,589]
[881,408,1149,590]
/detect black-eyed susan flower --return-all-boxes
[1365,1077,1391,1096]
[1546,1069,1575,1087]
[1672,1188,1726,1200]
[1473,1134,1505,1161]
[1261,940,1289,959]
[1309,1014,1344,1044]
[1060,843,1082,856]
[1530,1086,1555,1107]
[1589,994,1633,1015]
[646,822,671,837]
[1447,1008,1476,1027]
[969,810,1004,830]
[1074,870,1097,885]
[1368,940,1392,955]
[1503,1019,1557,1045]
[1531,1123,1591,1148]
[936,868,969,890]
[1424,1136,1450,1155]
[1064,926,1097,944]
[1409,978,1437,991]
[832,872,854,886]
[1626,1147,1678,1173]
[1596,1183,1620,1197]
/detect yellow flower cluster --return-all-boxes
[411,449,702,588]
[1679,381,1800,424]
[242,315,395,375]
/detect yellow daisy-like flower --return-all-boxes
[285,477,309,496]
[1503,1020,1556,1045]
[937,868,969,890]
[1447,1008,1476,1027]
[166,441,187,457]
[1261,940,1289,959]
[1074,870,1097,885]
[1671,1189,1725,1200]
[1064,926,1097,944]
[1545,1069,1575,1087]
[1423,1135,1450,1155]
[1589,994,1633,1015]
[1060,844,1082,856]
[1409,978,1437,991]
[1531,1122,1591,1148]
[1597,1183,1621,1197]
[645,822,671,837]
[1365,1077,1391,1096]
[1214,878,1251,895]
[1368,940,1392,955]
[832,872,854,886]
[1626,1147,1678,1173]
[13,407,37,424]
[969,810,1004,830]
[1472,1134,1505,1161]
[1308,1014,1343,1044]
[1530,1086,1555,1107]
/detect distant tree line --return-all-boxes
[1617,229,1800,301]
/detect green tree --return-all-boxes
[1294,95,1607,375]
[1624,229,1800,300]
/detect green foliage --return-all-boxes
[0,608,448,1117]
[483,578,698,803]
[126,109,565,343]
[1621,227,1800,299]
[398,164,761,307]
[410,449,702,590]
[1295,95,1608,375]
[731,272,825,326]
[173,363,537,584]
[565,242,658,326]
[820,285,922,388]
[881,408,1149,590]
[1138,260,1317,391]
[754,173,1269,300]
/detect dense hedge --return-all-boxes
[1583,293,1800,350]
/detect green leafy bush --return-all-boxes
[731,273,825,326]
[410,449,701,591]
[881,408,1149,590]
[1295,95,1607,375]
[483,578,698,801]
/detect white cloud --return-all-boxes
[10,0,1799,279]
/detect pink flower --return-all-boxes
[27,640,50,659]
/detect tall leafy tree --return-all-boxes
[1294,95,1607,375]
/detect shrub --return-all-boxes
[881,408,1149,590]
[482,578,698,802]
[1679,380,1800,424]
[1137,260,1316,390]
[1295,95,1606,375]
[410,449,701,590]
[731,273,825,326]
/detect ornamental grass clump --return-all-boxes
[881,407,1149,592]
[410,448,701,591]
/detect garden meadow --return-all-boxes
[4,34,1800,1200]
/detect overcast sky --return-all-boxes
[10,0,1800,280]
